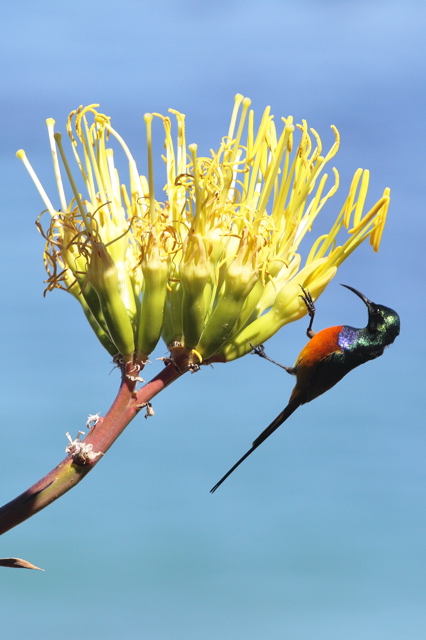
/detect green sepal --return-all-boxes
[136,242,169,357]
[88,244,136,358]
[195,232,258,359]
[179,233,212,349]
[162,279,184,348]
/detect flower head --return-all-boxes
[18,95,390,368]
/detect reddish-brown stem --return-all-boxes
[0,361,185,535]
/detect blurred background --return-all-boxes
[1,1,425,638]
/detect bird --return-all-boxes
[210,284,400,493]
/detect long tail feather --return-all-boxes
[210,395,303,493]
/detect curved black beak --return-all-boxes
[340,284,373,309]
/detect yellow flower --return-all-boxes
[17,95,389,368]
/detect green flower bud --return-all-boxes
[136,229,169,359]
[196,228,258,359]
[179,232,212,349]
[88,242,135,359]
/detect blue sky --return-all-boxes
[1,1,425,638]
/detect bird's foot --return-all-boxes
[249,343,293,373]
[299,286,316,337]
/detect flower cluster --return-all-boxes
[18,95,390,368]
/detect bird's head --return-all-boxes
[341,284,400,346]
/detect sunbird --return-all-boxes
[210,285,400,493]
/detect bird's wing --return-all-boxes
[300,349,346,403]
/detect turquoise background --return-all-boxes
[1,1,425,638]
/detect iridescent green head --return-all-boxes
[341,284,400,346]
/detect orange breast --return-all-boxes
[295,325,344,367]
[289,325,344,402]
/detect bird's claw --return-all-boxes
[299,286,315,315]
[299,286,316,338]
[249,342,291,372]
[249,342,266,357]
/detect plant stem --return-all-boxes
[0,361,185,535]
